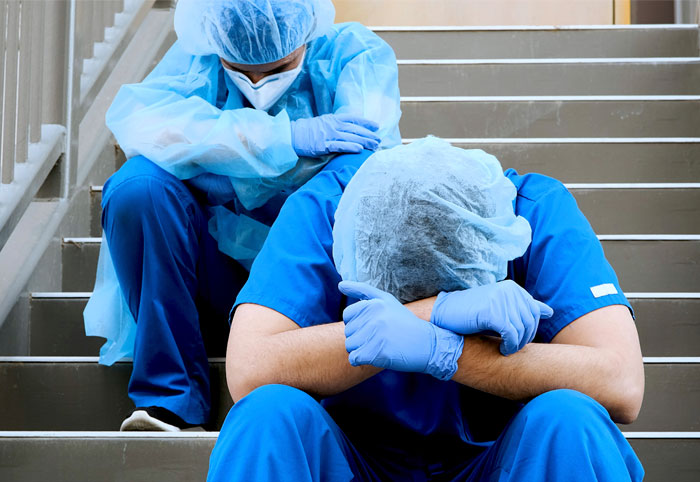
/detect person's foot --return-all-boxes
[120,406,204,432]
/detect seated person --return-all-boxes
[84,0,401,432]
[207,137,645,481]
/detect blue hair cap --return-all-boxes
[333,137,533,303]
[174,0,335,65]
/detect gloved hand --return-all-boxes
[339,281,464,381]
[430,280,554,356]
[291,114,381,157]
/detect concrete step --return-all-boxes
[87,180,700,237]
[628,436,700,482]
[1,433,697,482]
[399,96,700,138]
[570,185,700,235]
[375,25,700,60]
[29,294,104,357]
[85,184,700,241]
[25,294,700,358]
[398,59,700,96]
[445,140,700,183]
[631,295,700,358]
[0,432,215,482]
[600,238,700,292]
[89,186,102,238]
[0,358,698,433]
[62,238,101,293]
[91,140,700,191]
[61,233,700,293]
[0,358,230,432]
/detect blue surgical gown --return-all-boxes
[86,22,402,364]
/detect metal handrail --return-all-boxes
[0,0,153,250]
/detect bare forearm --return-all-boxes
[227,308,379,401]
[452,335,642,423]
[227,299,438,401]
[228,302,643,423]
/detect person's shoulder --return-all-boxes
[505,169,570,206]
[144,40,221,82]
[309,23,394,60]
[296,151,372,199]
[332,22,380,37]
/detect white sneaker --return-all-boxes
[120,407,204,432]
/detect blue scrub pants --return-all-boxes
[102,156,248,425]
[207,385,644,481]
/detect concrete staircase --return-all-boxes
[1,24,699,481]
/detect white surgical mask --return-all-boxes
[224,54,304,111]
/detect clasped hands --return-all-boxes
[338,280,553,381]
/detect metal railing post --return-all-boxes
[0,0,7,183]
[29,1,45,144]
[15,0,33,165]
[63,0,81,198]
[81,0,94,60]
[1,0,19,184]
[104,0,115,29]
[94,0,105,45]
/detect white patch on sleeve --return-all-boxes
[590,283,619,298]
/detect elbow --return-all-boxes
[613,384,644,425]
[226,371,255,403]
[610,366,645,425]
[226,356,262,403]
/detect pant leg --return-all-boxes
[102,156,247,424]
[451,389,644,482]
[207,385,382,482]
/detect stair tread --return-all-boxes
[0,360,698,432]
[59,239,700,292]
[25,296,700,357]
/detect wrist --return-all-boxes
[429,291,451,327]
[426,324,464,381]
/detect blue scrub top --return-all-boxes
[234,151,633,458]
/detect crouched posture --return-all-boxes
[86,0,401,431]
[208,140,645,480]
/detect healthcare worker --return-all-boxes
[84,0,401,431]
[207,138,645,480]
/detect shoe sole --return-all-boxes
[120,410,182,432]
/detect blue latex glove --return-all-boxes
[291,114,381,158]
[339,281,464,381]
[430,280,554,356]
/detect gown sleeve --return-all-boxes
[308,23,403,149]
[105,41,299,182]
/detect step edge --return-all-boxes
[403,137,700,143]
[371,24,700,32]
[0,356,227,363]
[91,181,700,192]
[401,95,700,102]
[60,235,700,245]
[398,57,700,65]
[598,235,700,241]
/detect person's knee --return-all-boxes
[522,389,611,434]
[211,385,354,482]
[102,156,193,229]
[512,390,643,480]
[233,384,322,426]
